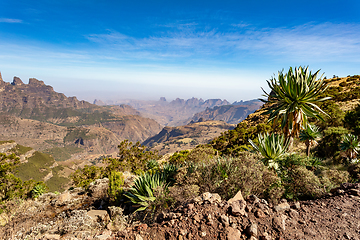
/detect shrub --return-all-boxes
[320,169,349,191]
[104,140,160,174]
[348,163,360,182]
[315,127,349,161]
[108,171,124,205]
[71,165,105,188]
[282,166,324,200]
[174,153,282,202]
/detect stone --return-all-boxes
[247,223,258,237]
[200,231,207,237]
[274,202,290,212]
[88,178,109,199]
[87,210,110,222]
[0,213,8,226]
[273,215,286,232]
[226,227,242,240]
[288,209,299,219]
[228,190,245,204]
[221,214,230,226]
[230,200,247,216]
[292,202,301,209]
[255,209,266,218]
[260,232,272,240]
[94,235,111,240]
[42,234,61,240]
[202,192,222,204]
[193,214,201,222]
[54,191,72,206]
[135,234,143,240]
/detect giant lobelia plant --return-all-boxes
[262,66,330,149]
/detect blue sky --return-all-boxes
[0,0,359,102]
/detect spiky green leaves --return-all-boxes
[248,133,289,169]
[339,134,360,162]
[300,124,322,156]
[262,66,330,138]
[124,172,168,212]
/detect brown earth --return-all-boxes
[1,182,360,240]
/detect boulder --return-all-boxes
[88,178,109,199]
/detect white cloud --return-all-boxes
[0,18,23,23]
[86,23,360,62]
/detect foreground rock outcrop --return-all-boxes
[1,182,360,240]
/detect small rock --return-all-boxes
[193,214,201,222]
[228,190,245,204]
[87,210,110,222]
[260,232,272,240]
[200,231,207,237]
[292,202,301,209]
[88,178,110,199]
[274,202,290,212]
[179,229,187,236]
[135,234,143,240]
[230,200,247,216]
[255,209,266,218]
[247,223,258,237]
[288,209,299,219]
[221,214,230,226]
[273,215,286,232]
[42,234,61,240]
[94,235,111,240]
[226,227,242,240]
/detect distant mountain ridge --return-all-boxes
[94,97,260,126]
[191,100,263,124]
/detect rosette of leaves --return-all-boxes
[124,172,167,212]
[261,66,330,149]
[31,183,47,199]
[340,134,360,163]
[248,132,289,169]
[299,124,322,156]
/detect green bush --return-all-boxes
[108,171,124,205]
[71,165,105,188]
[174,153,282,202]
[104,140,160,174]
[315,127,349,161]
[320,169,349,191]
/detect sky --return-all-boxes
[0,0,359,103]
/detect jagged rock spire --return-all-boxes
[0,72,3,82]
[11,76,24,86]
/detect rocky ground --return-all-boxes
[1,181,360,240]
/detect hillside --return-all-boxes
[0,74,162,162]
[143,120,235,154]
[95,97,260,126]
[191,100,263,124]
[211,75,360,155]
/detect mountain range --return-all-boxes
[94,97,262,126]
